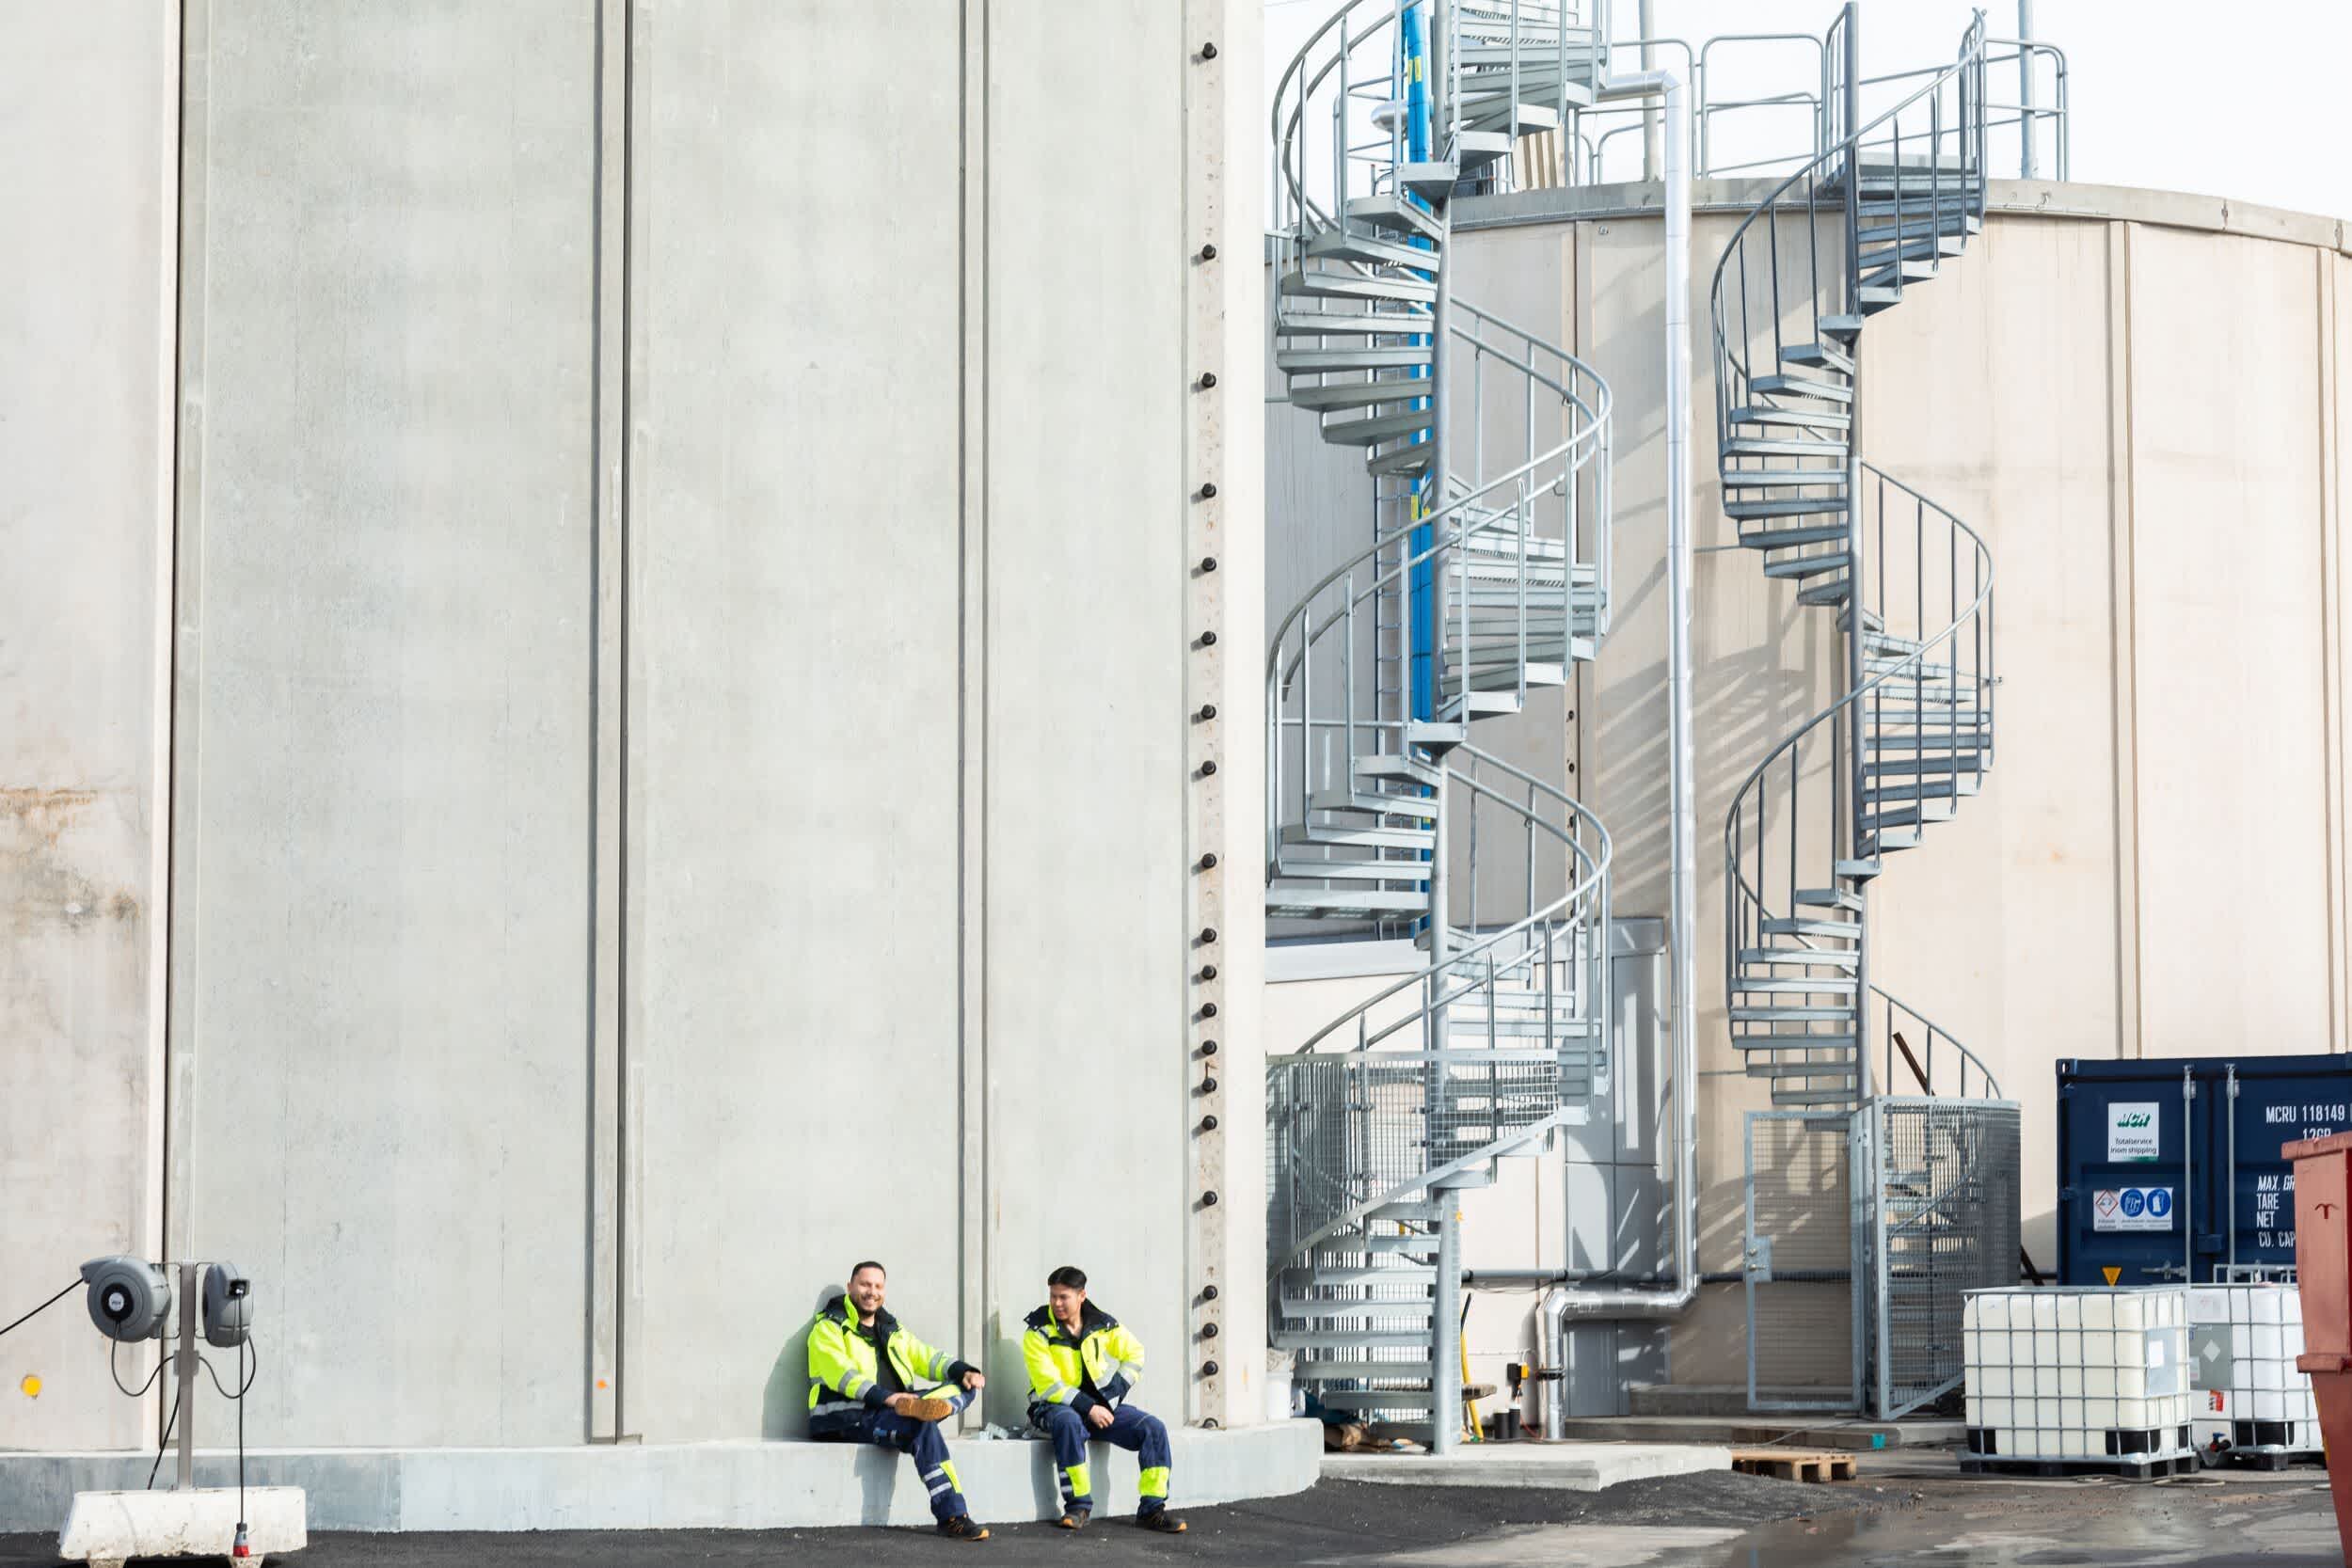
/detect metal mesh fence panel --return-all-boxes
[1745,1110,1860,1411]
[1876,1098,2021,1417]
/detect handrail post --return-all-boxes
[2016,0,2036,179]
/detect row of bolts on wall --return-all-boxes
[1193,35,1224,1390]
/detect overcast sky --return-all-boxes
[1265,0,2352,221]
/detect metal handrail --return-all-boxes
[1271,1104,1584,1266]
[1711,10,1996,1111]
[1502,23,2065,188]
[1265,302,1611,873]
[1284,746,1610,1055]
[1873,983,2002,1099]
[1266,9,1623,1448]
[1721,473,1995,976]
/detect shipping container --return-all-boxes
[2056,1054,2352,1287]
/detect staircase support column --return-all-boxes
[1837,2,1876,1105]
[1432,1197,1462,1456]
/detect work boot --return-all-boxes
[1136,1510,1187,1533]
[1056,1508,1091,1530]
[902,1395,957,1423]
[937,1514,991,1542]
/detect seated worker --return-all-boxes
[806,1260,991,1543]
[1023,1266,1185,1534]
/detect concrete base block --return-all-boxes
[2,1421,1321,1532]
[1322,1442,1730,1491]
[1557,1414,1962,1450]
[57,1484,306,1566]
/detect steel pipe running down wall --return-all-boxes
[1547,67,1699,1334]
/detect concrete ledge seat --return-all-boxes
[0,1421,1323,1533]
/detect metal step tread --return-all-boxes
[1265,887,1431,915]
[1279,346,1435,373]
[1309,788,1442,820]
[1325,405,1438,444]
[1730,404,1853,431]
[1282,268,1439,305]
[1346,194,1447,243]
[1281,821,1437,850]
[1306,229,1441,272]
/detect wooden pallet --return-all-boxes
[1730,1449,1858,1483]
[2212,1447,2323,1472]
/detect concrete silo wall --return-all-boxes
[1,0,1269,1465]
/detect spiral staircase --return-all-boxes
[1263,0,1613,1446]
[1714,9,1999,1114]
[1715,9,2021,1417]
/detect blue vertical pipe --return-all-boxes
[1402,5,1438,721]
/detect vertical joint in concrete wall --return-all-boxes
[1183,0,1228,1431]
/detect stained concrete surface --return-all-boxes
[0,1468,2338,1566]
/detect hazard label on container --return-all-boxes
[2092,1186,2173,1232]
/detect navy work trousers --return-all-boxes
[1032,1402,1172,1516]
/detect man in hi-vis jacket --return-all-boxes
[806,1260,991,1543]
[1023,1265,1186,1533]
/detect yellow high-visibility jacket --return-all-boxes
[1022,1302,1145,1414]
[805,1294,973,1437]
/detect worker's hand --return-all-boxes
[961,1370,987,1391]
[1087,1403,1116,1431]
[886,1394,922,1417]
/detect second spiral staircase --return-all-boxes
[1714,8,1999,1114]
[1716,7,2017,1418]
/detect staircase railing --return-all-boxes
[1267,1,1614,1448]
[1269,751,1609,1257]
[1272,0,1417,250]
[1266,315,1609,890]
[1711,9,1994,1105]
[1713,19,1987,452]
[1720,477,1994,1078]
[1874,985,2000,1101]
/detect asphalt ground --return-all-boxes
[3,1462,2342,1566]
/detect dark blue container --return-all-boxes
[2056,1053,2352,1287]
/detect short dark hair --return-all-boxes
[1047,1265,1088,1291]
[850,1260,886,1282]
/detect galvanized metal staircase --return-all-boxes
[1264,0,1612,1445]
[1713,8,1998,1111]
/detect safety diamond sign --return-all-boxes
[2092,1185,2172,1232]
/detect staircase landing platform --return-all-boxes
[1323,1442,1731,1492]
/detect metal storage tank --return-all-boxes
[2056,1055,2352,1287]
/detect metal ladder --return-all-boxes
[1712,6,1999,1112]
[1265,0,1613,1448]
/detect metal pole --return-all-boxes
[1639,0,1661,180]
[2183,1067,2197,1284]
[1549,66,1694,1330]
[2016,0,2036,179]
[1840,3,1874,1105]
[175,1261,199,1490]
[1433,1201,1463,1455]
[2227,1065,2239,1269]
[1429,0,1453,160]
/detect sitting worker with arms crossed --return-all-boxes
[1024,1265,1186,1534]
[807,1260,992,1543]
